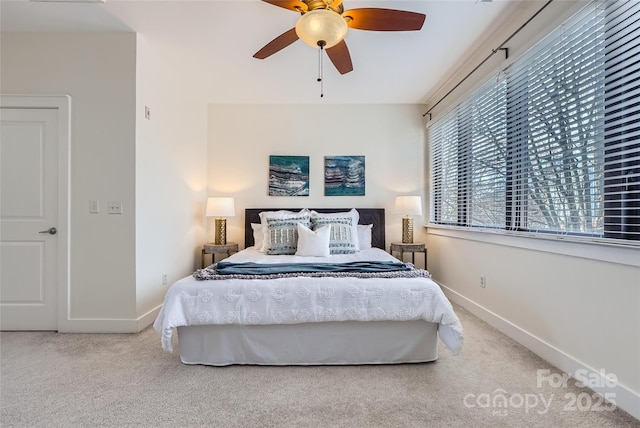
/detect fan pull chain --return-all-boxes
[317,41,326,98]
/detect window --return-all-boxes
[428,0,640,243]
[430,77,507,228]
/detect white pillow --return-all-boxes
[357,224,373,250]
[251,223,264,250]
[258,209,299,224]
[295,223,331,257]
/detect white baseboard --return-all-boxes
[58,304,162,334]
[439,283,640,421]
[136,305,162,332]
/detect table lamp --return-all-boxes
[394,196,422,243]
[206,197,235,245]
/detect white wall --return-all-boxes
[427,230,640,418]
[1,32,208,332]
[1,32,138,329]
[134,35,208,324]
[207,104,427,257]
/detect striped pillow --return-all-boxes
[310,209,359,254]
[262,210,311,255]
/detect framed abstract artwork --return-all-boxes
[268,155,310,196]
[324,155,365,196]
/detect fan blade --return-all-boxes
[261,0,307,12]
[326,40,353,75]
[253,28,299,59]
[344,8,426,31]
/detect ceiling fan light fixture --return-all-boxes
[295,9,348,49]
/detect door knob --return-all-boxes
[39,227,57,235]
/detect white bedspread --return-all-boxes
[154,248,463,355]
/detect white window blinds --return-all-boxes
[468,77,507,228]
[429,77,507,227]
[505,3,606,235]
[429,108,460,224]
[428,0,640,243]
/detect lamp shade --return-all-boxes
[295,9,348,49]
[206,197,235,217]
[394,196,423,216]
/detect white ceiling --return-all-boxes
[1,0,527,104]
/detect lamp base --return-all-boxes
[402,217,414,243]
[214,218,227,245]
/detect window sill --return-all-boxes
[425,224,640,267]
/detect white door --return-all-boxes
[1,108,59,330]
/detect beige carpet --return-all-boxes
[1,304,638,428]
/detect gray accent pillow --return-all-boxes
[264,212,311,255]
[310,209,359,254]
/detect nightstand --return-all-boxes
[202,242,238,268]
[390,242,427,269]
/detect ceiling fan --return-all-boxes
[253,0,426,75]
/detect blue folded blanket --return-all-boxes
[214,261,412,275]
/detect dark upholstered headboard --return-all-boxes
[245,208,386,250]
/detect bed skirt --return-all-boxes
[177,320,439,366]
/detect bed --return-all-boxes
[154,208,463,366]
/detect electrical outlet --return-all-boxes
[89,200,99,214]
[108,200,122,214]
[162,274,167,285]
[480,275,487,288]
